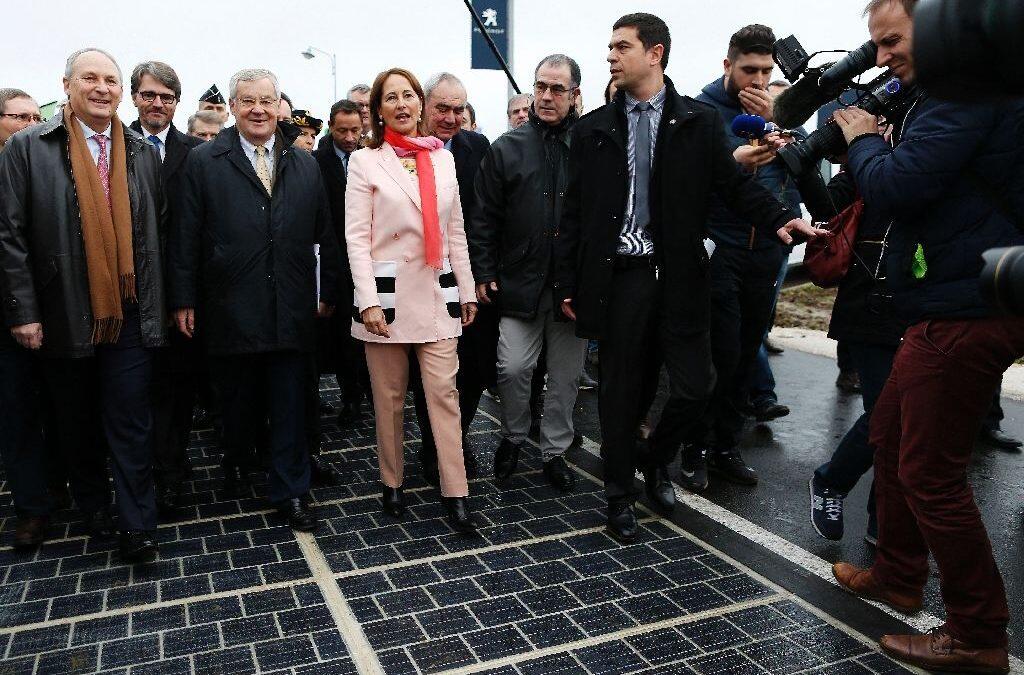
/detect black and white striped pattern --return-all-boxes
[439,258,461,319]
[353,261,398,324]
[618,86,667,257]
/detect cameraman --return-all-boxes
[830,0,1024,671]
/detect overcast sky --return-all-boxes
[3,0,875,137]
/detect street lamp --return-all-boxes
[301,46,337,103]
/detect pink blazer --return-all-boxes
[344,142,476,344]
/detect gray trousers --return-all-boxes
[497,292,587,459]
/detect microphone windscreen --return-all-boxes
[773,74,827,129]
[731,114,767,139]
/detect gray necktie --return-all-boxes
[633,101,651,231]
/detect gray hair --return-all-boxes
[506,93,532,117]
[64,48,123,83]
[228,68,281,100]
[423,72,465,101]
[0,88,33,115]
[534,53,582,89]
[187,109,225,132]
[346,83,371,97]
[130,61,182,99]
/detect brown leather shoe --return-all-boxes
[880,628,1009,674]
[832,562,923,613]
[13,515,49,550]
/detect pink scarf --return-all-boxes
[385,128,445,270]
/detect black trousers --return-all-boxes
[600,261,716,506]
[0,343,51,516]
[700,244,785,451]
[212,350,310,503]
[41,308,157,531]
[151,333,199,489]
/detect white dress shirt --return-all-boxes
[75,118,113,166]
[141,124,170,161]
[239,130,276,175]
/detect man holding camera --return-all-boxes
[830,1,1024,671]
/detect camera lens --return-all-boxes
[980,246,1024,315]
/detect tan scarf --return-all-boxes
[64,104,136,344]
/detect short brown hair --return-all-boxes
[368,67,425,149]
[863,0,918,17]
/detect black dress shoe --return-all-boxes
[119,531,158,563]
[764,338,785,355]
[752,401,791,422]
[13,515,50,550]
[83,509,115,538]
[382,486,406,518]
[978,427,1023,452]
[606,503,638,543]
[641,465,676,514]
[543,456,576,492]
[310,455,344,487]
[155,486,179,515]
[278,498,318,531]
[709,449,759,485]
[493,439,523,480]
[442,497,477,534]
[835,370,861,394]
[222,464,250,499]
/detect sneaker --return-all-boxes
[809,475,844,540]
[708,449,758,485]
[678,445,709,492]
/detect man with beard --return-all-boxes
[472,55,587,491]
[413,72,492,485]
[680,24,803,492]
[129,61,205,515]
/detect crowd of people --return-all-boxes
[2,2,1024,672]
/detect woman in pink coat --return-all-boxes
[345,67,478,532]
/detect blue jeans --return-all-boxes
[814,341,898,498]
[0,343,51,516]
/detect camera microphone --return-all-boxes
[819,40,879,88]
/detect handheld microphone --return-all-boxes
[819,40,879,88]
[731,114,777,145]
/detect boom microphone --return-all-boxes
[773,69,834,129]
[819,40,879,88]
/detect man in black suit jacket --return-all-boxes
[129,61,205,515]
[555,14,822,542]
[307,100,365,484]
[413,73,494,484]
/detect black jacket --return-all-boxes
[555,78,799,339]
[471,109,575,319]
[313,141,354,315]
[0,110,168,358]
[129,121,203,220]
[846,94,1024,321]
[797,169,907,347]
[695,77,805,251]
[169,125,340,356]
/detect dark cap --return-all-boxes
[199,84,225,104]
[291,110,323,134]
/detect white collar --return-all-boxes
[76,117,112,141]
[239,130,276,154]
[140,123,170,144]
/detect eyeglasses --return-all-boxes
[433,103,466,116]
[1,113,43,123]
[534,81,573,97]
[237,97,280,109]
[137,91,177,104]
[354,102,370,111]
